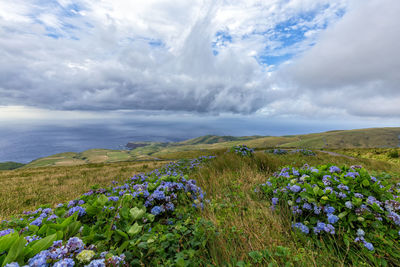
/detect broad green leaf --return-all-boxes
[0,233,19,252]
[2,236,26,267]
[130,207,146,221]
[27,233,57,259]
[128,223,142,236]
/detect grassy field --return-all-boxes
[14,127,400,169]
[0,160,167,220]
[2,147,400,265]
[192,151,400,265]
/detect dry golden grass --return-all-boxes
[0,160,167,220]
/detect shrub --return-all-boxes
[0,156,216,266]
[265,149,288,155]
[388,150,399,159]
[260,164,400,265]
[229,145,254,157]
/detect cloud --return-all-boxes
[0,0,352,115]
[8,0,400,119]
[282,0,400,117]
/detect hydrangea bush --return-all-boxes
[0,156,215,266]
[229,145,254,157]
[260,164,400,265]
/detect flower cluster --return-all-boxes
[260,164,400,257]
[0,156,215,266]
[229,145,254,157]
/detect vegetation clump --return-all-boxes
[0,156,215,266]
[229,145,254,157]
[266,149,288,155]
[260,164,400,265]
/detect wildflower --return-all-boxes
[338,192,347,199]
[354,193,364,199]
[329,166,341,173]
[290,185,301,193]
[313,205,321,215]
[108,196,119,202]
[28,250,49,266]
[345,201,353,209]
[0,228,14,237]
[5,263,20,267]
[151,206,163,216]
[66,237,84,254]
[324,224,335,234]
[324,206,335,214]
[303,203,312,210]
[271,197,279,206]
[67,206,86,217]
[53,258,75,267]
[85,259,105,267]
[364,242,374,251]
[327,214,339,224]
[292,222,309,234]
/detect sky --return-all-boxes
[0,0,399,134]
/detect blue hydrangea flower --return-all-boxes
[108,196,119,202]
[290,185,301,193]
[303,203,312,210]
[271,197,279,205]
[151,206,163,216]
[86,259,105,267]
[364,242,374,251]
[324,206,335,214]
[4,263,20,267]
[0,228,14,237]
[292,222,309,234]
[329,166,341,173]
[327,214,339,224]
[345,201,353,209]
[53,258,75,267]
[67,206,86,217]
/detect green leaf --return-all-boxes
[338,211,348,219]
[130,207,146,221]
[116,230,128,240]
[313,186,320,196]
[95,195,109,207]
[128,223,142,236]
[2,236,26,267]
[0,232,19,252]
[27,233,57,259]
[175,257,185,267]
[362,179,370,187]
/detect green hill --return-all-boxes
[21,127,400,169]
[0,161,25,170]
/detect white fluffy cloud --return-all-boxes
[1,0,398,119]
[281,0,400,117]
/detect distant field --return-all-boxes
[0,160,167,219]
[15,127,399,169]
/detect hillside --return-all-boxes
[2,148,400,266]
[18,127,400,169]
